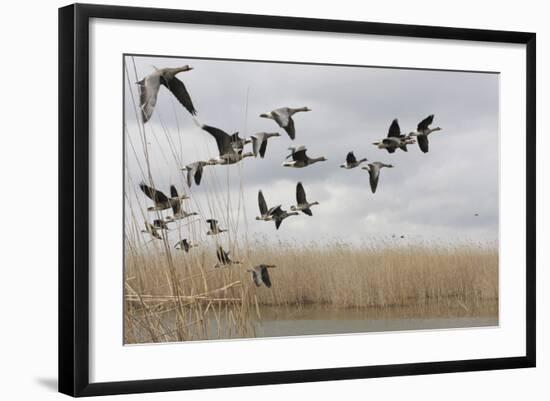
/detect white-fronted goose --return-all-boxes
[206,219,227,235]
[201,124,254,165]
[251,132,280,158]
[361,162,394,193]
[139,183,189,212]
[282,146,327,168]
[409,115,442,153]
[260,107,311,140]
[174,238,198,252]
[153,219,170,231]
[141,221,162,240]
[137,66,196,123]
[182,160,215,187]
[340,151,367,169]
[269,205,298,230]
[372,119,416,153]
[247,264,276,288]
[255,190,277,221]
[290,182,319,216]
[214,246,241,268]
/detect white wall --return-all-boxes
[0,0,546,399]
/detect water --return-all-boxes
[128,302,498,343]
[254,306,497,338]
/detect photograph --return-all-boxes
[123,54,499,344]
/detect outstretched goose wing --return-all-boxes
[170,185,178,198]
[163,76,197,116]
[258,190,268,215]
[194,164,203,185]
[260,267,272,288]
[139,183,168,203]
[368,166,380,193]
[417,134,429,153]
[346,152,357,164]
[169,185,181,215]
[216,246,224,263]
[206,219,217,230]
[292,148,308,163]
[251,269,262,287]
[202,125,233,156]
[417,115,434,131]
[259,140,269,158]
[137,73,161,123]
[283,117,296,140]
[387,119,401,138]
[296,182,307,204]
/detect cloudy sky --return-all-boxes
[124,54,499,246]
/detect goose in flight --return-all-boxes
[206,219,227,235]
[182,160,215,188]
[260,107,311,140]
[165,185,193,220]
[361,162,394,193]
[256,190,278,221]
[214,246,242,268]
[247,264,276,288]
[201,124,254,165]
[153,219,170,231]
[165,209,198,223]
[290,182,319,216]
[136,65,196,123]
[174,238,198,252]
[141,221,162,240]
[340,151,368,169]
[251,132,280,158]
[269,205,298,230]
[372,119,416,153]
[408,115,442,153]
[282,145,327,168]
[139,183,189,212]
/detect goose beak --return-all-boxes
[259,113,268,118]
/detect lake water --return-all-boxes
[127,302,498,343]
[251,305,498,338]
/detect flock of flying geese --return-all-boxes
[135,65,444,288]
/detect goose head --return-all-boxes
[178,65,193,72]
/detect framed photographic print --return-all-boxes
[58,3,536,397]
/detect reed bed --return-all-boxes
[124,239,498,343]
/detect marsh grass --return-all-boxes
[124,239,498,343]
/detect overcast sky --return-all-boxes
[124,55,499,246]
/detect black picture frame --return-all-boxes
[58,3,536,397]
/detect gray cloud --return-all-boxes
[124,55,499,245]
